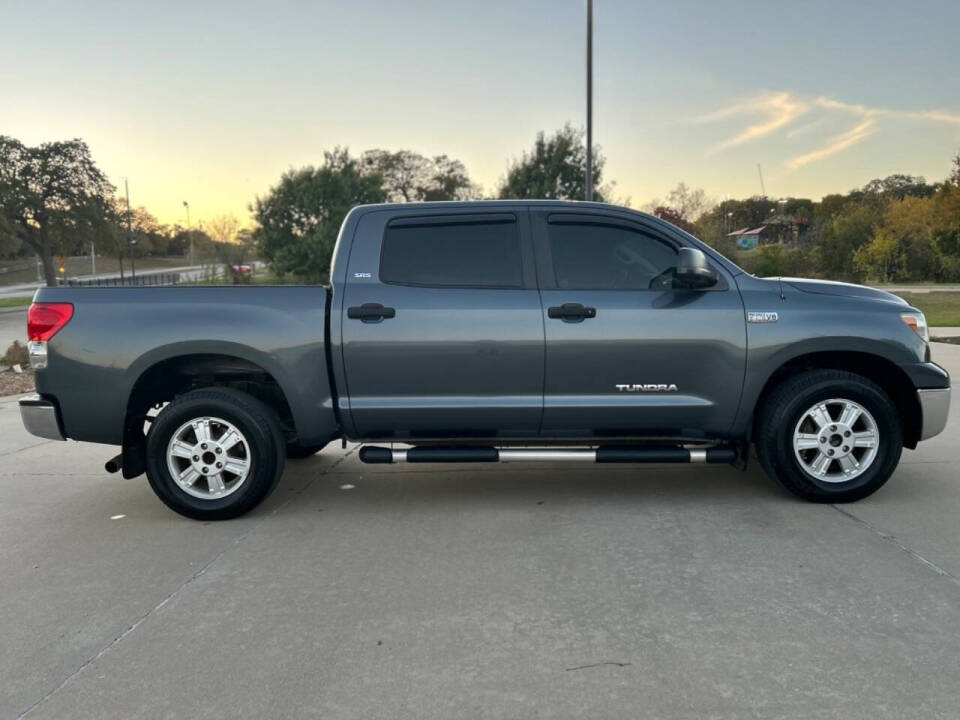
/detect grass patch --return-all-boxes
[0,296,32,308]
[896,292,960,327]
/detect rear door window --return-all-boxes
[381,215,522,288]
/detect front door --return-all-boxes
[341,209,544,439]
[533,211,746,439]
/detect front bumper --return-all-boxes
[19,394,65,441]
[918,388,951,441]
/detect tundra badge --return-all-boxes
[616,384,678,392]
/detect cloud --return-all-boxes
[786,118,824,138]
[812,97,883,117]
[786,119,877,169]
[695,92,807,151]
[905,110,960,125]
[697,91,960,170]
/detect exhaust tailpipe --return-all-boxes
[104,453,123,474]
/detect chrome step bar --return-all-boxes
[359,445,737,465]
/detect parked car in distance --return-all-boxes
[21,201,950,519]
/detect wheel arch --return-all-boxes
[750,350,922,449]
[121,348,300,478]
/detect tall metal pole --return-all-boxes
[585,0,594,201]
[125,178,136,282]
[183,201,193,266]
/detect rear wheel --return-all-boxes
[145,388,286,520]
[755,370,902,502]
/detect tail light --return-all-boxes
[27,303,74,342]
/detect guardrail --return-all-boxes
[61,272,182,288]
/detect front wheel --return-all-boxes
[755,370,903,502]
[145,388,286,520]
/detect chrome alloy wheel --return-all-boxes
[792,398,879,483]
[165,416,252,500]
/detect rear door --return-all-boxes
[341,208,544,439]
[533,210,746,439]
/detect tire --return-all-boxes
[286,442,328,460]
[754,369,903,503]
[145,388,286,520]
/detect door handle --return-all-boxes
[347,303,396,322]
[547,303,597,322]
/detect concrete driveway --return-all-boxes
[1,345,958,719]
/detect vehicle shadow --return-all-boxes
[273,452,794,516]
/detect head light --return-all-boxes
[901,312,929,342]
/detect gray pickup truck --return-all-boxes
[20,201,951,519]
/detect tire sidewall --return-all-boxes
[146,393,282,519]
[774,378,902,498]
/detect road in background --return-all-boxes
[0,265,211,300]
[1,344,958,718]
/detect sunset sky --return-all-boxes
[3,0,959,226]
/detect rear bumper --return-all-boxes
[19,394,65,441]
[918,388,950,441]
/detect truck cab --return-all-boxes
[333,203,745,441]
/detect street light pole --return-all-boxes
[125,178,136,283]
[585,0,594,201]
[183,201,193,265]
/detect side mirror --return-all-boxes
[675,247,718,289]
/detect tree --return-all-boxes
[215,228,257,283]
[931,152,960,279]
[421,155,477,201]
[854,196,939,282]
[103,197,131,279]
[816,204,876,281]
[252,148,386,282]
[0,136,115,285]
[651,206,697,234]
[665,183,713,222]
[164,226,206,258]
[208,214,253,281]
[360,150,424,202]
[207,214,239,245]
[105,198,171,278]
[360,150,477,202]
[646,182,714,234]
[862,174,937,200]
[498,124,605,201]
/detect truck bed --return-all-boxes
[32,285,337,447]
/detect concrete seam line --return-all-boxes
[16,447,357,720]
[0,440,55,458]
[831,505,960,588]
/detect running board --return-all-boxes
[358,445,737,465]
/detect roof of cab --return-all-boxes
[348,199,645,216]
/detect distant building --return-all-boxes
[728,226,768,250]
[729,215,809,249]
